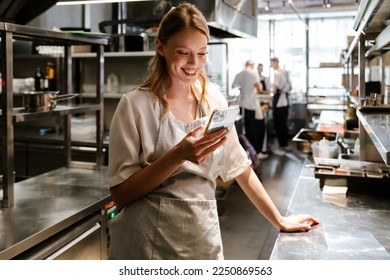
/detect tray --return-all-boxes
[292,128,338,143]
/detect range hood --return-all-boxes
[191,0,257,38]
[0,0,257,38]
[123,0,258,39]
[0,0,58,25]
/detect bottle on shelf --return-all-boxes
[45,62,56,91]
[34,67,44,91]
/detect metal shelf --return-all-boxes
[82,93,123,99]
[343,0,389,64]
[342,0,390,167]
[1,21,107,208]
[1,104,102,123]
[72,51,155,58]
[307,104,347,111]
[365,23,390,59]
[0,22,108,46]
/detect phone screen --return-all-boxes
[205,106,240,134]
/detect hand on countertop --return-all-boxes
[279,214,320,232]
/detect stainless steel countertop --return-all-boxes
[270,161,390,260]
[0,167,111,259]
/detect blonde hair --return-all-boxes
[142,3,211,113]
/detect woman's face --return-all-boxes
[157,28,208,86]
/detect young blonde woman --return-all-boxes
[107,3,319,260]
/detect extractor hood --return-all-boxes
[192,0,258,38]
[0,0,58,25]
[122,0,258,38]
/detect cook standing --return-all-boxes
[107,3,319,260]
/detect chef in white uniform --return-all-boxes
[107,3,319,260]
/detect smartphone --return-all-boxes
[204,106,240,134]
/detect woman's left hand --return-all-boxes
[279,214,320,232]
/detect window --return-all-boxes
[226,12,356,108]
[272,18,307,97]
[308,17,355,90]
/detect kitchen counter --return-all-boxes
[270,160,390,260]
[0,167,111,259]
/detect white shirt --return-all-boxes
[232,69,260,110]
[108,86,250,188]
[260,75,272,91]
[272,68,288,107]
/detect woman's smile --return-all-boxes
[182,68,197,76]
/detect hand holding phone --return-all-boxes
[204,106,240,135]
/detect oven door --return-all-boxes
[46,222,102,260]
[15,213,103,260]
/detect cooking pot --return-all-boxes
[22,91,77,112]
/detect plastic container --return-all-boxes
[71,116,96,137]
[319,137,330,158]
[353,138,360,155]
[107,73,119,93]
[311,141,339,158]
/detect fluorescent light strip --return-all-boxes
[57,0,151,6]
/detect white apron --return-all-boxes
[108,103,225,260]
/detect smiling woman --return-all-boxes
[107,2,319,260]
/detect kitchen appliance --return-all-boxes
[313,158,390,197]
[305,156,390,197]
[126,0,257,38]
[99,0,257,51]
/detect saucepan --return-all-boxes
[22,91,77,112]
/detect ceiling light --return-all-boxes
[265,1,270,11]
[323,0,332,8]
